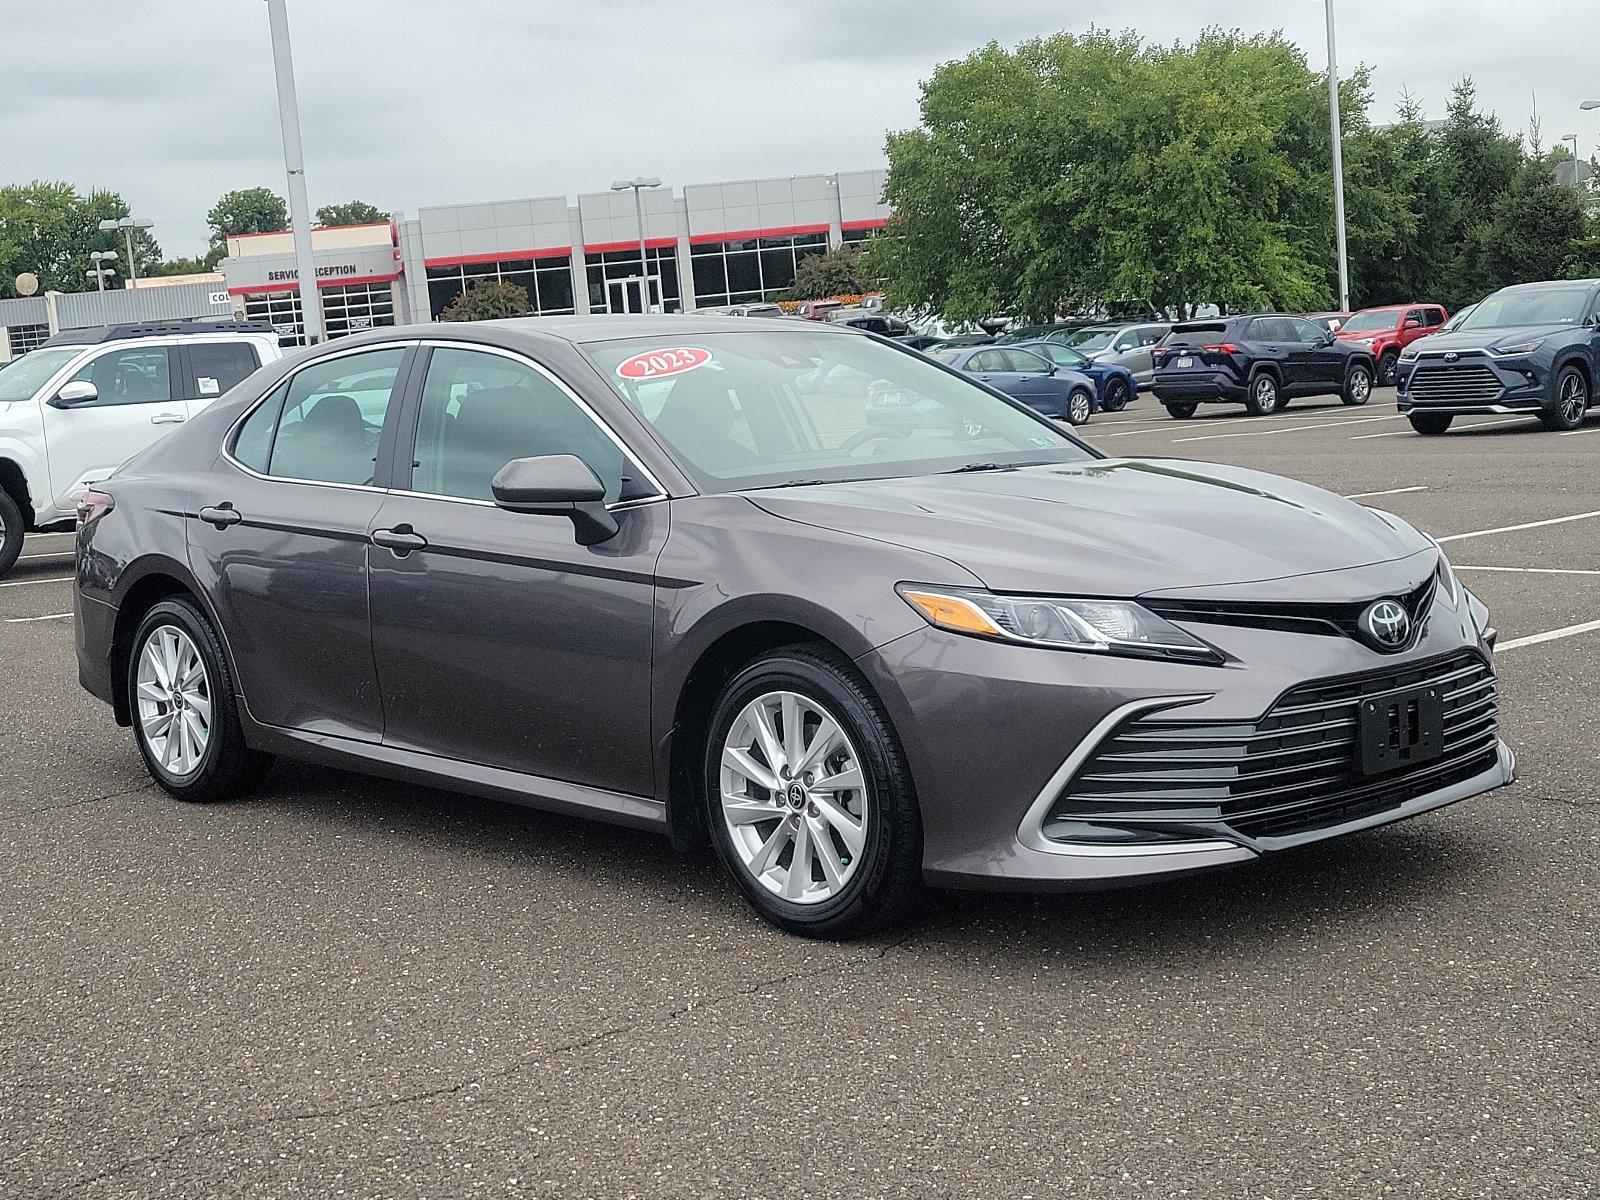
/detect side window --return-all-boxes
[1003,349,1050,374]
[1247,318,1281,342]
[69,346,173,405]
[1113,330,1137,352]
[1290,318,1326,344]
[1139,326,1165,346]
[968,350,1004,372]
[1426,308,1446,327]
[185,342,261,400]
[232,380,289,473]
[267,348,405,485]
[411,347,636,505]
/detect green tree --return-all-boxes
[146,255,218,277]
[440,279,531,321]
[206,187,288,257]
[315,200,387,227]
[0,181,160,296]
[781,246,871,300]
[865,30,1336,322]
[1470,160,1588,287]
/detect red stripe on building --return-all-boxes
[841,218,888,232]
[583,237,679,254]
[688,223,831,246]
[423,247,572,268]
[228,272,400,296]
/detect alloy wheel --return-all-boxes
[1069,392,1092,425]
[1561,371,1588,424]
[719,690,869,904]
[135,625,213,778]
[1349,368,1371,404]
[1253,376,1278,413]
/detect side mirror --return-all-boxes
[49,380,99,409]
[1045,364,1058,376]
[1403,317,1422,330]
[490,454,618,545]
[1319,333,1336,347]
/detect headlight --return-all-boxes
[1489,338,1545,356]
[1436,551,1459,606]
[898,585,1221,662]
[1399,344,1422,361]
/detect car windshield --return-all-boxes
[1061,328,1116,351]
[584,330,1093,493]
[0,348,79,403]
[1340,309,1402,333]
[1462,287,1592,330]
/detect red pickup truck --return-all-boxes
[1336,303,1450,386]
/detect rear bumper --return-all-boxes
[1152,373,1248,403]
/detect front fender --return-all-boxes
[0,431,48,522]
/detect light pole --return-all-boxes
[611,176,662,312]
[88,250,118,292]
[1322,0,1350,313]
[264,0,323,344]
[97,217,152,288]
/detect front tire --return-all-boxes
[1164,402,1198,420]
[1065,389,1093,426]
[704,646,921,938]
[0,488,23,580]
[1245,372,1282,415]
[1377,350,1400,388]
[129,597,273,802]
[1342,362,1373,406]
[1101,378,1131,413]
[1409,412,1454,436]
[1539,365,1589,431]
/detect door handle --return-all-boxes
[371,525,428,555]
[150,412,186,425]
[199,504,242,528]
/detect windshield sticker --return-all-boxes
[1030,434,1065,447]
[616,347,712,381]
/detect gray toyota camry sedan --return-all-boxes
[74,316,1514,936]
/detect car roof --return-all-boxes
[489,313,845,343]
[42,320,279,348]
[1494,278,1600,292]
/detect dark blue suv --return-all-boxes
[1152,314,1376,418]
[1394,279,1599,434]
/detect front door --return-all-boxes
[41,343,188,513]
[366,344,666,799]
[187,345,412,741]
[1287,316,1345,386]
[607,276,660,314]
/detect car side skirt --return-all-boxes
[241,719,668,834]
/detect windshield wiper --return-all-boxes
[945,462,1018,474]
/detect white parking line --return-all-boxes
[19,552,73,561]
[1343,486,1429,500]
[0,576,73,589]
[1351,416,1530,440]
[1456,565,1600,576]
[1172,413,1402,443]
[1557,424,1600,437]
[1437,510,1600,544]
[1497,619,1600,653]
[4,612,71,624]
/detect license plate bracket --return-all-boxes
[1175,355,1194,369]
[1357,683,1446,776]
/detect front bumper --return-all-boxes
[857,588,1509,892]
[1396,351,1550,414]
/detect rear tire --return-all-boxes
[1538,365,1589,431]
[1164,403,1198,420]
[1409,412,1453,436]
[704,645,921,938]
[1065,389,1093,426]
[1101,378,1131,413]
[128,597,274,803]
[1245,372,1282,415]
[1341,362,1373,406]
[0,489,23,580]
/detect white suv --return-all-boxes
[0,322,283,577]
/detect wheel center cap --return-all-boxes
[786,783,806,809]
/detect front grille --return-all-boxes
[1406,363,1504,404]
[1144,571,1436,647]
[1047,650,1499,844]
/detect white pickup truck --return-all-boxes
[0,321,284,577]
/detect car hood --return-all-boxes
[748,458,1433,596]
[1411,324,1574,351]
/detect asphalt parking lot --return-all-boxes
[3,386,1597,1199]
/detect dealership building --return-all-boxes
[219,168,889,343]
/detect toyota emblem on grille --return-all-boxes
[1443,351,1459,362]
[1360,600,1411,650]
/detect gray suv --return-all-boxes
[74,317,1513,937]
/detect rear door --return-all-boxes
[39,342,188,511]
[998,348,1058,408]
[187,344,413,741]
[965,348,1021,396]
[1244,317,1300,384]
[176,339,264,417]
[1287,316,1344,387]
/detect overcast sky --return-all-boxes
[6,0,1594,258]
